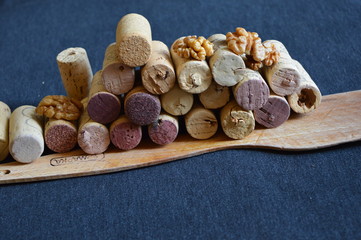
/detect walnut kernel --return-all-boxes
[36,95,83,120]
[173,36,214,61]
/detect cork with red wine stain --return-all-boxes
[45,119,77,153]
[148,114,178,145]
[124,86,161,126]
[110,116,142,150]
[254,95,290,128]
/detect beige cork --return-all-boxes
[185,106,218,140]
[171,37,212,94]
[57,47,93,100]
[44,119,77,153]
[116,13,152,67]
[102,42,135,95]
[160,84,194,116]
[262,40,301,96]
[199,81,230,109]
[9,106,44,163]
[287,60,322,114]
[78,98,110,155]
[220,100,255,140]
[0,102,11,161]
[141,40,176,94]
[207,34,246,87]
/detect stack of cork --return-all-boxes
[0,13,322,164]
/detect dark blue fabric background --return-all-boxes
[0,0,360,239]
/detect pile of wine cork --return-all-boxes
[0,13,322,164]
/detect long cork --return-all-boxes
[185,106,218,140]
[232,69,270,111]
[220,100,255,140]
[254,94,290,128]
[160,84,194,116]
[57,47,93,100]
[199,81,230,109]
[110,115,142,150]
[287,60,322,114]
[9,106,44,163]
[148,113,179,145]
[207,34,246,87]
[262,40,301,96]
[170,37,212,94]
[102,42,135,95]
[116,13,152,67]
[87,71,121,124]
[0,102,11,161]
[44,119,77,153]
[141,40,176,94]
[78,98,110,154]
[124,86,161,126]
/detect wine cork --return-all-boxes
[110,115,142,150]
[171,37,212,94]
[160,84,194,116]
[220,100,255,140]
[254,94,290,128]
[207,34,246,87]
[124,86,161,126]
[0,102,11,161]
[185,106,218,140]
[262,40,301,96]
[287,60,322,114]
[116,13,152,67]
[199,81,230,109]
[57,47,93,100]
[141,40,176,94]
[87,71,121,124]
[148,113,179,145]
[78,98,110,155]
[44,119,77,153]
[102,42,135,95]
[232,69,270,111]
[9,106,44,163]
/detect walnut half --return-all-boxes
[173,36,214,61]
[36,95,83,120]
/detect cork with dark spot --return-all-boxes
[124,86,161,126]
[102,42,135,95]
[45,119,77,153]
[254,95,290,128]
[185,106,218,140]
[148,114,178,145]
[160,84,194,116]
[110,116,142,150]
[116,13,152,67]
[233,69,270,111]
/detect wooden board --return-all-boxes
[1,90,360,184]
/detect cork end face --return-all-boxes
[102,63,135,95]
[110,121,142,150]
[148,120,178,145]
[78,124,110,155]
[45,125,77,153]
[56,47,86,63]
[235,79,270,111]
[142,64,176,94]
[289,87,321,114]
[118,36,151,67]
[254,96,290,128]
[87,93,121,124]
[10,136,44,163]
[272,68,301,96]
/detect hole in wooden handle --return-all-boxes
[0,170,11,175]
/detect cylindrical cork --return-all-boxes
[287,60,322,114]
[171,37,212,94]
[262,40,301,96]
[78,98,110,155]
[57,47,93,100]
[87,71,121,124]
[44,119,77,153]
[124,86,161,126]
[9,106,44,163]
[102,42,135,95]
[232,69,270,111]
[116,13,152,67]
[141,40,176,95]
[220,100,255,140]
[208,34,246,87]
[160,84,194,116]
[199,81,230,109]
[0,102,11,161]
[254,94,290,128]
[110,115,142,150]
[148,113,179,145]
[185,106,218,140]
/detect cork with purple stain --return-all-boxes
[110,115,142,150]
[148,114,179,145]
[124,86,161,126]
[45,119,78,153]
